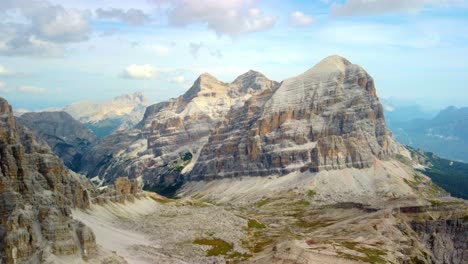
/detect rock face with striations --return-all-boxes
[189,56,399,180]
[81,56,400,191]
[0,97,97,264]
[410,219,468,264]
[17,111,97,172]
[81,70,278,187]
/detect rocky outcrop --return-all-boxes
[82,70,279,188]
[81,56,399,192]
[189,56,399,180]
[92,177,143,204]
[0,97,97,263]
[410,219,468,264]
[17,111,97,172]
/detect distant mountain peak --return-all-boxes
[112,92,149,105]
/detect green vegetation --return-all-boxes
[428,199,443,206]
[143,181,183,198]
[148,195,173,204]
[307,189,317,197]
[248,238,274,253]
[293,199,311,207]
[395,154,413,166]
[182,152,193,161]
[193,238,233,256]
[248,219,266,229]
[411,256,426,264]
[410,147,468,199]
[255,198,273,208]
[338,241,387,264]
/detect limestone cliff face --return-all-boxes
[189,56,399,180]
[0,98,97,264]
[411,219,468,264]
[82,56,399,190]
[17,111,97,172]
[82,70,279,187]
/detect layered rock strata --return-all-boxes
[0,97,96,264]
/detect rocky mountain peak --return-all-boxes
[0,97,12,114]
[231,69,277,94]
[113,91,148,105]
[183,73,228,101]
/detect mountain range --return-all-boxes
[1,55,467,264]
[14,92,149,139]
[387,105,468,162]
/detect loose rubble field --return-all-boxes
[73,191,468,264]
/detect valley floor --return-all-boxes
[72,191,468,264]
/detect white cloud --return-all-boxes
[0,0,91,57]
[171,75,185,83]
[163,0,277,37]
[0,65,14,77]
[122,64,159,79]
[148,44,171,56]
[0,82,47,93]
[17,85,47,94]
[331,0,466,16]
[96,8,150,26]
[290,11,315,27]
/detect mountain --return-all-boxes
[63,92,149,138]
[382,98,436,124]
[75,55,467,263]
[0,97,97,263]
[0,97,151,263]
[4,56,468,264]
[80,69,279,188]
[389,106,468,162]
[17,111,97,172]
[83,56,414,202]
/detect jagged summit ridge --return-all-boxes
[83,55,399,190]
[189,55,398,179]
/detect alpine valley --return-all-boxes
[1,56,467,264]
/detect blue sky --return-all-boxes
[0,0,467,111]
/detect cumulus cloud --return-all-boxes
[0,82,47,93]
[170,75,185,83]
[0,0,91,57]
[96,8,151,26]
[290,11,315,27]
[122,64,159,79]
[0,65,15,77]
[331,0,465,16]
[17,85,47,94]
[162,0,277,37]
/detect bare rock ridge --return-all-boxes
[82,55,400,191]
[81,67,279,187]
[0,97,98,263]
[17,111,97,172]
[189,55,398,180]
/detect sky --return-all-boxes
[0,0,467,111]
